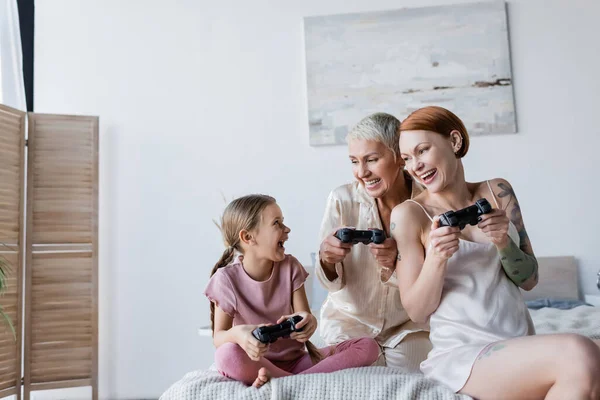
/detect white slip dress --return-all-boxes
[408,182,535,392]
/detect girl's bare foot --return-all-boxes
[252,367,270,388]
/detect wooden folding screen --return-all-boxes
[24,114,98,400]
[0,105,25,400]
[0,108,98,400]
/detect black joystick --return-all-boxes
[334,228,386,245]
[252,315,304,344]
[438,198,492,230]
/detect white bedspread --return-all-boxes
[529,306,600,338]
[160,306,600,400]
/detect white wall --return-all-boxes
[34,0,600,398]
[0,0,26,110]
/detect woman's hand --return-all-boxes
[277,312,317,343]
[428,216,460,260]
[369,237,398,269]
[319,228,352,266]
[233,324,269,361]
[477,209,510,249]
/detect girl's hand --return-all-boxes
[277,312,317,343]
[234,325,269,361]
[477,209,510,249]
[428,216,460,260]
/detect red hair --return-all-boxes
[399,106,470,158]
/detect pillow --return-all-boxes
[526,298,592,310]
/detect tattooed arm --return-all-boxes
[494,178,539,291]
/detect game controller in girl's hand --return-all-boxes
[252,315,304,343]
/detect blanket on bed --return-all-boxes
[160,306,600,400]
[160,366,470,400]
[530,306,600,339]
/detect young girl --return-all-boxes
[204,194,379,387]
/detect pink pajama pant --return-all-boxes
[215,337,380,386]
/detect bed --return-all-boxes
[160,256,600,400]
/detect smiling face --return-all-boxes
[399,129,462,193]
[348,138,405,199]
[250,203,290,262]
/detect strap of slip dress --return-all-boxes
[486,180,500,209]
[405,199,434,222]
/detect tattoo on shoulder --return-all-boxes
[391,222,396,231]
[497,182,515,209]
[497,182,523,225]
[397,253,402,261]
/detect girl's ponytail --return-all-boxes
[305,340,327,365]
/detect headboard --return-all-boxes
[520,256,580,301]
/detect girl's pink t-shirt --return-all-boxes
[205,254,309,362]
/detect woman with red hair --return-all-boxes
[390,106,600,399]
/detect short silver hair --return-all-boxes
[346,112,400,159]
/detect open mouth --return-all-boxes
[278,240,286,249]
[364,178,381,189]
[420,169,437,185]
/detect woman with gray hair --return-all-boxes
[315,112,431,371]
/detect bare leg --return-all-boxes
[459,334,600,400]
